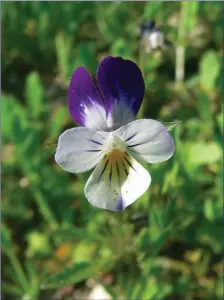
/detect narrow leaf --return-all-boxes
[1,224,13,253]
[161,120,183,131]
[26,72,44,120]
[41,261,103,290]
[200,50,220,93]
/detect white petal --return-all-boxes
[84,153,151,211]
[115,119,175,163]
[55,128,108,173]
[106,100,135,131]
[83,102,108,131]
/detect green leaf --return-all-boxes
[150,283,172,300]
[55,31,72,82]
[184,2,199,32]
[162,162,179,193]
[144,2,163,19]
[1,95,27,141]
[10,117,40,156]
[49,227,102,243]
[72,242,98,263]
[25,72,44,120]
[197,91,213,128]
[204,198,222,222]
[1,224,13,253]
[96,2,128,43]
[200,50,220,92]
[111,38,133,57]
[196,220,222,254]
[26,231,51,258]
[188,141,222,167]
[151,231,170,257]
[75,43,98,74]
[48,106,68,139]
[41,261,102,289]
[217,112,223,133]
[2,282,23,297]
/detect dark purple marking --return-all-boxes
[124,156,136,172]
[109,165,112,181]
[84,149,101,152]
[98,159,109,182]
[88,139,103,146]
[116,162,120,181]
[125,133,137,142]
[122,161,129,177]
[128,143,142,148]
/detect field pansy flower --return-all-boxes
[55,56,174,211]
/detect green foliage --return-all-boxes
[184,2,199,32]
[1,224,13,253]
[41,262,102,290]
[26,72,44,120]
[2,2,222,300]
[200,50,220,93]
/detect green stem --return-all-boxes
[138,44,147,119]
[31,186,58,229]
[8,252,29,291]
[175,2,188,88]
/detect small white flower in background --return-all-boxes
[55,56,175,211]
[138,20,172,53]
[87,284,112,300]
[146,29,165,50]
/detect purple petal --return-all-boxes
[97,56,145,118]
[68,67,107,130]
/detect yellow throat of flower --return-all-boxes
[103,134,126,164]
[108,149,125,164]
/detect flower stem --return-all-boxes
[138,44,147,119]
[175,1,188,88]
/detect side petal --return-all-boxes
[115,119,175,163]
[97,56,145,130]
[68,67,107,131]
[84,153,151,211]
[55,128,108,173]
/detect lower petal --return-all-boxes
[84,153,151,211]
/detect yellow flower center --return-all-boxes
[102,134,126,164]
[108,149,125,164]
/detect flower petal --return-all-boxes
[55,128,108,173]
[115,119,175,163]
[84,153,151,211]
[68,67,107,130]
[97,56,145,130]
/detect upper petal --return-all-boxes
[84,153,151,211]
[115,119,175,163]
[97,56,145,130]
[68,67,107,131]
[55,127,108,173]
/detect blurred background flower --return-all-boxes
[2,2,222,300]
